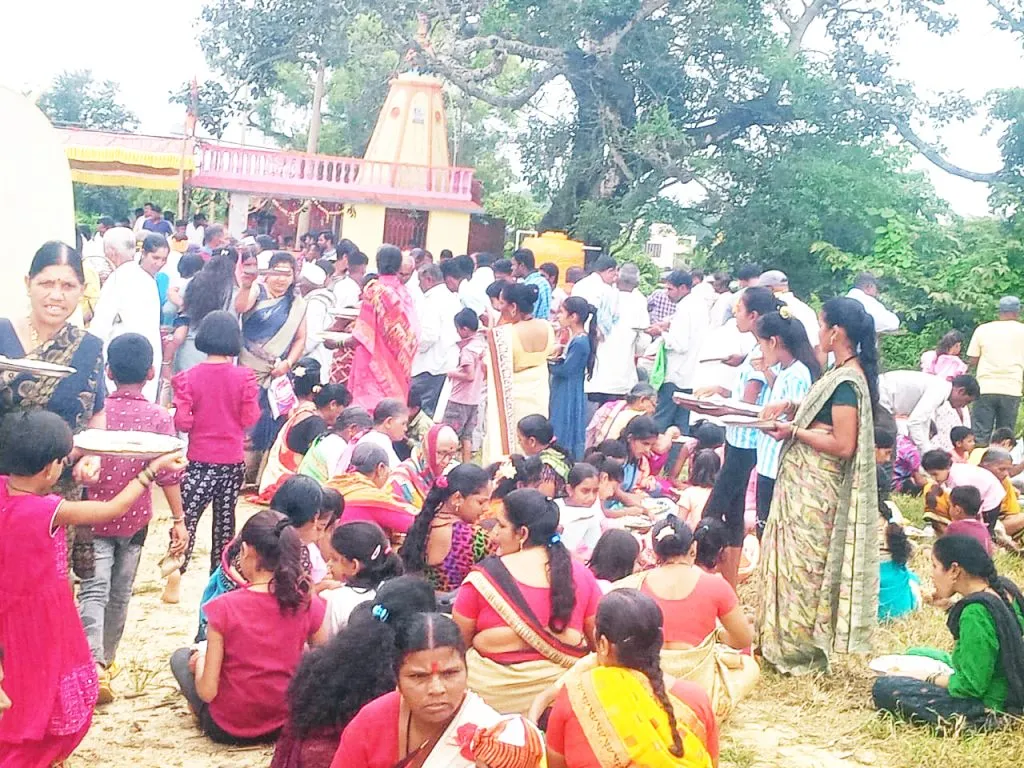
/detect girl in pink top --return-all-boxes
[172,311,261,592]
[169,509,329,744]
[920,331,968,381]
[0,410,186,767]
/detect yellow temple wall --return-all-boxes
[426,211,471,257]
[343,204,387,265]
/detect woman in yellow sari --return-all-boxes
[545,589,719,768]
[482,283,555,464]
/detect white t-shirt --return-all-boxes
[587,289,650,396]
[947,463,1006,512]
[323,584,376,637]
[966,320,1024,396]
[555,499,604,560]
[337,429,402,472]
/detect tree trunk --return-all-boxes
[296,58,327,237]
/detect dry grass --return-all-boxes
[720,493,1024,767]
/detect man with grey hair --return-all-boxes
[758,269,819,349]
[585,262,651,414]
[90,227,163,401]
[411,262,461,416]
[346,442,416,534]
[967,296,1024,444]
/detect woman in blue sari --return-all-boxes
[0,242,106,577]
[235,252,308,453]
[549,297,599,460]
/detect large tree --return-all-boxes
[37,70,139,131]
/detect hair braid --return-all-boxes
[637,642,685,758]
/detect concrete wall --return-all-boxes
[425,210,471,257]
[343,204,387,267]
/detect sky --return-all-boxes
[3,0,1021,216]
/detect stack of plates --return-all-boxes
[0,356,76,378]
[74,430,185,459]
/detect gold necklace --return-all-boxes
[26,316,40,348]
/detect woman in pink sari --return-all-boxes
[348,246,418,410]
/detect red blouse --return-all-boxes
[642,571,738,647]
[330,691,400,768]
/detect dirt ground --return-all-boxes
[76,499,871,768]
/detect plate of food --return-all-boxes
[74,430,185,459]
[619,515,653,531]
[715,414,779,429]
[320,331,352,344]
[868,654,953,678]
[0,355,76,378]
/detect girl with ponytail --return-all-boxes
[400,463,493,592]
[751,308,819,537]
[452,488,603,716]
[545,589,720,768]
[756,296,882,675]
[170,509,329,745]
[549,297,600,460]
[696,286,780,586]
[517,414,574,496]
[321,521,404,635]
[873,534,1024,727]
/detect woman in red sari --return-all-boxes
[348,245,418,410]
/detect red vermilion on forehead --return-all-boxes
[430,662,440,675]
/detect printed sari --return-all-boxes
[585,401,643,449]
[239,287,307,387]
[257,401,318,504]
[463,559,590,716]
[756,366,879,675]
[389,424,450,508]
[563,667,713,768]
[348,275,418,410]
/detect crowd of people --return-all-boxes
[1,204,1023,767]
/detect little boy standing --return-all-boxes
[443,308,487,462]
[77,334,186,703]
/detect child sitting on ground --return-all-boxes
[977,448,1024,552]
[556,463,606,560]
[950,426,975,464]
[320,521,403,635]
[78,334,186,703]
[921,449,1006,535]
[0,411,185,765]
[169,509,329,745]
[270,475,332,584]
[298,407,372,484]
[443,307,487,463]
[878,496,921,620]
[677,449,721,529]
[587,529,640,592]
[944,485,993,555]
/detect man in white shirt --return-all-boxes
[708,272,735,328]
[463,252,496,318]
[688,268,717,313]
[847,272,900,333]
[410,263,462,417]
[333,250,366,309]
[879,370,979,452]
[185,213,207,246]
[586,264,651,406]
[758,270,820,348]
[254,235,277,270]
[650,270,709,434]
[132,203,154,234]
[89,227,163,401]
[572,255,620,337]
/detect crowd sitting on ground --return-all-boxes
[2,209,1024,767]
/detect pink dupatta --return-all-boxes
[349,276,418,410]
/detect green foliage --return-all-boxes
[609,240,661,296]
[71,186,178,229]
[37,70,139,131]
[482,190,543,241]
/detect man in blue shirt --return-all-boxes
[512,248,552,320]
[142,207,174,236]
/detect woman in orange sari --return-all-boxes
[545,589,719,768]
[327,443,417,541]
[347,245,418,411]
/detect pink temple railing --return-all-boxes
[191,143,477,202]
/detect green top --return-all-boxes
[948,601,1024,710]
[812,380,857,426]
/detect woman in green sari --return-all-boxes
[756,297,880,675]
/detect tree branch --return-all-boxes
[889,115,1004,183]
[597,0,670,54]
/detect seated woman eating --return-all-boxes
[327,443,417,542]
[453,488,602,716]
[585,382,660,450]
[331,613,545,768]
[873,534,1024,729]
[517,414,575,498]
[272,577,435,768]
[609,415,676,519]
[389,423,460,509]
[169,510,329,744]
[400,463,494,594]
[546,589,719,768]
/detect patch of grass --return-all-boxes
[719,744,758,768]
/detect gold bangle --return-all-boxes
[136,474,152,488]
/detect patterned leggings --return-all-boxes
[180,461,246,574]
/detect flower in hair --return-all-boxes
[292,366,306,378]
[436,475,449,490]
[495,459,516,481]
[371,544,382,560]
[371,604,390,623]
[655,525,676,542]
[778,305,793,320]
[548,534,561,546]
